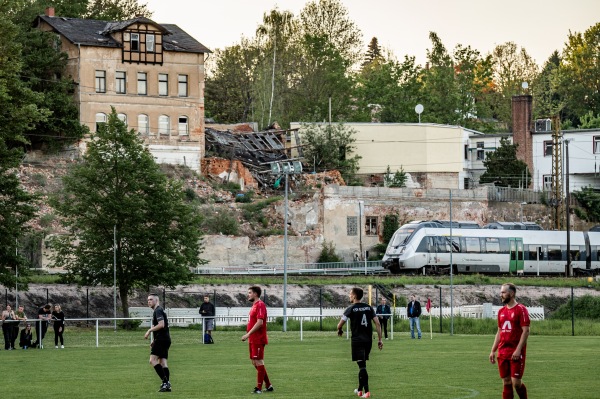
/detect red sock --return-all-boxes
[516,384,527,399]
[263,368,271,387]
[503,384,514,399]
[256,365,266,390]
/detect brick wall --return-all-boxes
[201,157,258,189]
[511,95,534,185]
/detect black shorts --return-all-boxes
[351,341,372,362]
[151,338,171,359]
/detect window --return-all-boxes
[594,136,600,154]
[464,237,481,253]
[543,175,553,191]
[547,245,562,261]
[159,73,168,96]
[544,141,553,157]
[131,33,139,51]
[158,115,170,135]
[528,245,541,260]
[115,71,126,94]
[178,116,189,135]
[137,72,147,95]
[476,142,484,160]
[464,177,470,189]
[117,113,127,125]
[95,113,107,131]
[178,74,188,97]
[365,216,378,236]
[464,144,469,160]
[138,114,149,135]
[347,216,357,236]
[95,70,106,93]
[146,33,155,52]
[485,238,500,253]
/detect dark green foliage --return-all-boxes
[479,137,531,187]
[200,207,239,236]
[235,190,254,203]
[317,241,342,263]
[50,108,205,317]
[382,214,399,244]
[572,187,600,222]
[383,165,407,188]
[551,295,600,320]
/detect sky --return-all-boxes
[143,0,599,66]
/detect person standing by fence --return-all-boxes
[2,305,17,350]
[33,304,52,348]
[241,285,274,394]
[376,298,391,340]
[52,304,65,349]
[199,295,215,343]
[145,294,172,393]
[13,305,27,349]
[407,294,422,339]
[489,283,530,399]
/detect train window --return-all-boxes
[527,245,540,260]
[465,237,480,253]
[485,238,500,253]
[548,245,562,261]
[569,248,581,261]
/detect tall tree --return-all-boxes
[50,108,205,318]
[479,137,531,188]
[533,51,563,120]
[86,0,152,20]
[558,23,600,127]
[363,37,382,66]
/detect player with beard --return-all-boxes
[489,283,530,399]
[241,286,274,394]
[337,287,383,399]
[145,294,172,392]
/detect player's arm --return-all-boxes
[337,316,347,336]
[489,328,501,364]
[144,318,165,339]
[512,325,530,359]
[241,318,263,341]
[372,316,383,350]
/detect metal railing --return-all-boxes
[193,261,386,275]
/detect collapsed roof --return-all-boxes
[205,127,303,187]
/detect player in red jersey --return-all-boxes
[241,286,274,394]
[489,283,530,399]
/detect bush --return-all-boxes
[550,295,600,320]
[317,241,342,263]
[199,207,239,235]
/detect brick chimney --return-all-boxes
[511,95,533,185]
[45,7,55,17]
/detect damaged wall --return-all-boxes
[201,158,258,189]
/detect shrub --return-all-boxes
[551,295,600,320]
[199,207,239,235]
[317,241,342,263]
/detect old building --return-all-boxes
[35,7,210,171]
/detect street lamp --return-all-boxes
[271,160,303,332]
[520,202,527,223]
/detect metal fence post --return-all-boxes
[439,286,443,333]
[571,287,575,337]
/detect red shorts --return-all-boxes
[498,355,526,379]
[249,343,265,360]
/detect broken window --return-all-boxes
[131,33,139,51]
[178,116,188,135]
[365,216,378,236]
[347,216,357,236]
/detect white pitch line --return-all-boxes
[445,385,480,398]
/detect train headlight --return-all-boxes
[398,246,406,255]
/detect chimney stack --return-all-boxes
[45,7,55,17]
[511,95,533,185]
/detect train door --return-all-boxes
[509,238,524,274]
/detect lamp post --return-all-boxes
[271,161,303,332]
[520,202,527,223]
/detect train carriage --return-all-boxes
[382,226,600,276]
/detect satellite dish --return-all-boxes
[415,104,424,114]
[522,82,529,89]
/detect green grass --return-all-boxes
[3,329,599,398]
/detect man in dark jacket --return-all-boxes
[376,298,391,340]
[199,296,215,340]
[406,295,422,339]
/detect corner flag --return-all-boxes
[426,298,432,339]
[426,298,431,313]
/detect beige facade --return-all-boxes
[36,12,209,171]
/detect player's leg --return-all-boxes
[498,358,514,399]
[511,355,527,399]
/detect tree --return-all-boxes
[533,51,563,120]
[383,165,407,188]
[363,37,382,66]
[317,241,342,263]
[301,123,361,184]
[558,23,600,127]
[479,137,531,188]
[86,0,152,20]
[50,108,205,318]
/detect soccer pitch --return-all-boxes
[2,330,599,398]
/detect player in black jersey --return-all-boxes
[144,294,172,392]
[337,288,383,399]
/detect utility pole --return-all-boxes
[551,116,564,230]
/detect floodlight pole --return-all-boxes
[15,238,18,308]
[114,225,117,331]
[283,172,289,332]
[450,189,454,336]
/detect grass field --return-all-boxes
[2,329,599,398]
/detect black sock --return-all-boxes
[163,367,170,382]
[359,367,369,393]
[154,364,165,381]
[357,361,367,391]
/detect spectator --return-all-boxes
[33,304,52,349]
[20,323,33,349]
[13,305,27,349]
[376,298,391,340]
[52,304,65,349]
[199,295,215,341]
[406,294,422,339]
[2,305,17,350]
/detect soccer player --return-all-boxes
[144,294,172,393]
[241,286,274,394]
[489,283,530,399]
[337,287,383,399]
